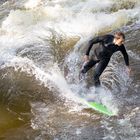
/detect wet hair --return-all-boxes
[115,32,125,40]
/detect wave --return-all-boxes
[0,0,140,115]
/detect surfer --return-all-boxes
[80,32,131,87]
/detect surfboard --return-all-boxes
[81,99,116,116]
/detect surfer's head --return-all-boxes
[113,32,125,46]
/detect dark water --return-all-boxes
[0,0,140,140]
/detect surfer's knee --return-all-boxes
[93,72,101,87]
[81,68,87,74]
[81,61,89,74]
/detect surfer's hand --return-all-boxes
[83,55,89,62]
[126,66,131,75]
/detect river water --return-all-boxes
[0,0,140,139]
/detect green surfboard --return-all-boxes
[81,99,116,116]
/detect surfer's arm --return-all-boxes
[120,45,129,66]
[120,45,131,74]
[85,36,104,56]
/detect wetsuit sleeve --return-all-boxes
[85,36,104,55]
[120,45,129,66]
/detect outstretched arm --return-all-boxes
[120,45,129,66]
[120,45,131,74]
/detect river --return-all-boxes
[0,0,140,139]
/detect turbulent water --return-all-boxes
[0,0,140,139]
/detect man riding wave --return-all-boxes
[80,32,131,87]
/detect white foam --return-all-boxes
[1,0,140,38]
[24,0,42,9]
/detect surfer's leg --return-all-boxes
[81,59,100,74]
[93,58,110,87]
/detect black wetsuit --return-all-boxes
[81,34,129,87]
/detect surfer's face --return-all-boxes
[113,35,124,46]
